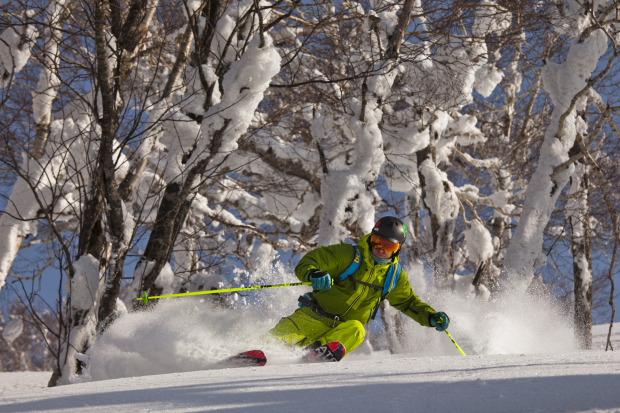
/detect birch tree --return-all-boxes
[567,159,593,348]
[503,1,618,293]
[0,5,51,291]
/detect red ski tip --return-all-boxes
[222,350,267,367]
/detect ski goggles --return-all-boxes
[370,234,401,255]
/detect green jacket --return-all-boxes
[295,234,435,326]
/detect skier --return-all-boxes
[268,216,450,362]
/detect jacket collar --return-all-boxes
[359,233,398,267]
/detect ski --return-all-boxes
[219,350,267,367]
[216,342,344,368]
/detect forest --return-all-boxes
[0,0,618,386]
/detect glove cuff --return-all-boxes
[309,269,327,278]
[307,269,319,281]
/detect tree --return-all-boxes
[2,0,283,385]
[503,0,618,291]
[566,160,593,348]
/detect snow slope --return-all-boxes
[1,326,619,413]
[1,350,620,413]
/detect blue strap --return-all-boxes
[382,262,401,298]
[337,245,362,281]
[370,262,401,320]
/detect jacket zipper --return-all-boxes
[341,263,377,318]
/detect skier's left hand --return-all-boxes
[429,312,450,331]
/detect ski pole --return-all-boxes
[445,330,466,356]
[137,281,312,306]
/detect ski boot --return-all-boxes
[303,341,346,363]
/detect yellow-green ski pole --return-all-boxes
[445,330,466,356]
[138,281,312,306]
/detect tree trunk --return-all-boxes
[416,143,458,290]
[137,120,230,302]
[568,165,593,349]
[380,301,406,354]
[50,0,159,385]
[405,192,421,263]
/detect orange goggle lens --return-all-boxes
[370,234,401,255]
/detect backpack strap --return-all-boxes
[370,261,402,320]
[382,261,401,298]
[336,245,362,282]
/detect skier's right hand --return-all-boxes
[309,270,332,291]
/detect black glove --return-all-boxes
[429,312,450,331]
[309,270,332,291]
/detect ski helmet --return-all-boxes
[372,216,407,244]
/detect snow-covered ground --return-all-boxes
[1,349,619,413]
[1,318,618,413]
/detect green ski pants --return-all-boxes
[268,307,365,356]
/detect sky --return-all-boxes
[0,324,618,413]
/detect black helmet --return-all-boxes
[372,216,407,244]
